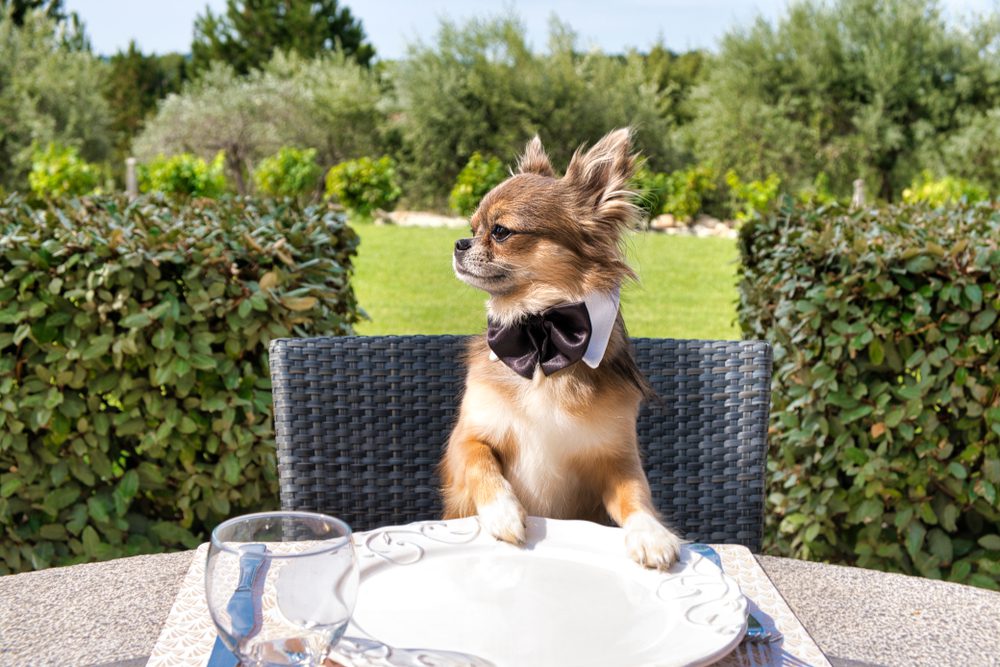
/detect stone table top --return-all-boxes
[1,549,999,667]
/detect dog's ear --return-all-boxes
[564,128,638,228]
[517,135,555,177]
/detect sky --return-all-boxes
[63,0,998,59]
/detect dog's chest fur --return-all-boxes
[462,367,637,519]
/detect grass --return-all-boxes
[351,223,740,340]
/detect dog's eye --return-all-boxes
[491,225,513,242]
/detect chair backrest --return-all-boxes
[269,335,772,550]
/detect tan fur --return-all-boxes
[443,129,681,567]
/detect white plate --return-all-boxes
[349,517,747,667]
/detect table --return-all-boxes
[1,549,998,667]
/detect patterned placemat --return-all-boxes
[148,539,829,667]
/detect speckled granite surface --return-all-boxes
[0,550,194,667]
[758,555,1000,667]
[1,550,998,667]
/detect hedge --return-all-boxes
[0,194,360,573]
[739,201,1000,590]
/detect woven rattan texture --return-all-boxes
[269,336,771,550]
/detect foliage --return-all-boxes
[632,168,671,221]
[738,202,1000,590]
[325,156,401,222]
[254,147,321,199]
[140,153,227,198]
[796,172,839,207]
[641,44,706,126]
[1,0,62,24]
[448,153,506,217]
[902,171,991,207]
[28,142,104,198]
[929,109,1000,192]
[633,164,717,223]
[725,170,782,222]
[0,11,111,192]
[191,0,374,76]
[103,41,188,164]
[0,194,361,574]
[688,0,1000,201]
[0,0,86,49]
[133,52,383,194]
[663,164,717,222]
[392,14,679,207]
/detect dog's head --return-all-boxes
[452,129,639,325]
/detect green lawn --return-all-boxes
[352,223,740,340]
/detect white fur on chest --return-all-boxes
[462,374,624,517]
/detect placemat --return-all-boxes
[148,535,829,666]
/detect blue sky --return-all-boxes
[63,0,998,58]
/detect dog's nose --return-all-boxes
[454,238,473,254]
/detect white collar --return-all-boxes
[488,286,620,369]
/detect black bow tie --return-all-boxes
[486,301,592,379]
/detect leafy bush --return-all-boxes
[726,170,781,222]
[393,15,679,207]
[687,0,1000,201]
[663,164,717,222]
[0,12,112,192]
[901,171,990,207]
[739,202,1000,590]
[28,143,104,198]
[795,172,839,207]
[134,52,383,194]
[449,153,506,217]
[140,153,227,198]
[631,167,671,221]
[325,156,401,222]
[0,194,360,573]
[254,147,321,199]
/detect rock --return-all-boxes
[650,214,680,230]
[388,211,468,229]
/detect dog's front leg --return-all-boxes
[602,460,682,569]
[442,431,527,545]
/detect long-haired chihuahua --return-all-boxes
[441,128,681,569]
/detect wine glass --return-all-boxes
[206,511,358,667]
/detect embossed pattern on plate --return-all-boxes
[349,517,747,667]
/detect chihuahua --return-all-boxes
[441,128,681,569]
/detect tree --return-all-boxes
[688,0,1000,201]
[642,44,706,126]
[392,14,680,207]
[0,0,65,25]
[133,51,383,193]
[0,0,88,49]
[104,41,188,160]
[0,11,110,191]
[191,0,374,76]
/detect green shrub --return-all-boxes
[902,171,990,207]
[28,143,104,198]
[0,194,360,573]
[140,152,227,198]
[133,52,383,195]
[449,153,506,217]
[796,172,839,207]
[324,156,401,222]
[726,170,782,222]
[253,147,321,199]
[738,202,1000,590]
[631,167,671,221]
[663,165,717,222]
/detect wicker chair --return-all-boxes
[268,335,772,551]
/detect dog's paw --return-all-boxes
[624,512,682,570]
[478,489,527,546]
